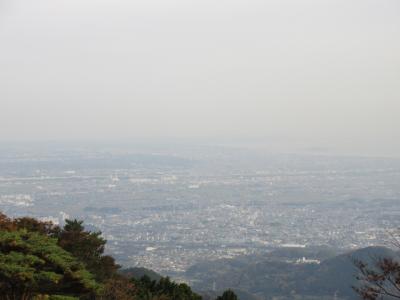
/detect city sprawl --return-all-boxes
[1,144,400,280]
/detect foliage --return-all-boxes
[33,295,79,300]
[216,290,238,300]
[99,276,137,300]
[58,219,119,282]
[0,212,60,236]
[0,212,211,300]
[0,229,100,299]
[0,212,15,231]
[354,257,400,299]
[14,217,61,237]
[132,275,202,300]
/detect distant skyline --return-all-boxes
[1,0,399,157]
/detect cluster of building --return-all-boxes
[1,148,400,277]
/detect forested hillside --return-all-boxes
[0,212,236,300]
[187,246,400,299]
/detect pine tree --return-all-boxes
[216,290,238,300]
[0,229,100,299]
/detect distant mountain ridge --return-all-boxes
[120,267,163,282]
[186,246,399,300]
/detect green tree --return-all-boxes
[0,213,206,300]
[216,290,238,300]
[0,212,15,231]
[58,219,119,282]
[14,216,60,237]
[132,275,202,300]
[100,276,137,300]
[0,229,100,299]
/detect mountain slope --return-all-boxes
[186,246,399,300]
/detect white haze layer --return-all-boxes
[0,0,399,156]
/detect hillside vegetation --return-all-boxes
[187,246,400,300]
[0,212,236,300]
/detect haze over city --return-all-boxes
[1,0,400,156]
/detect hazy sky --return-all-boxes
[1,0,399,156]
